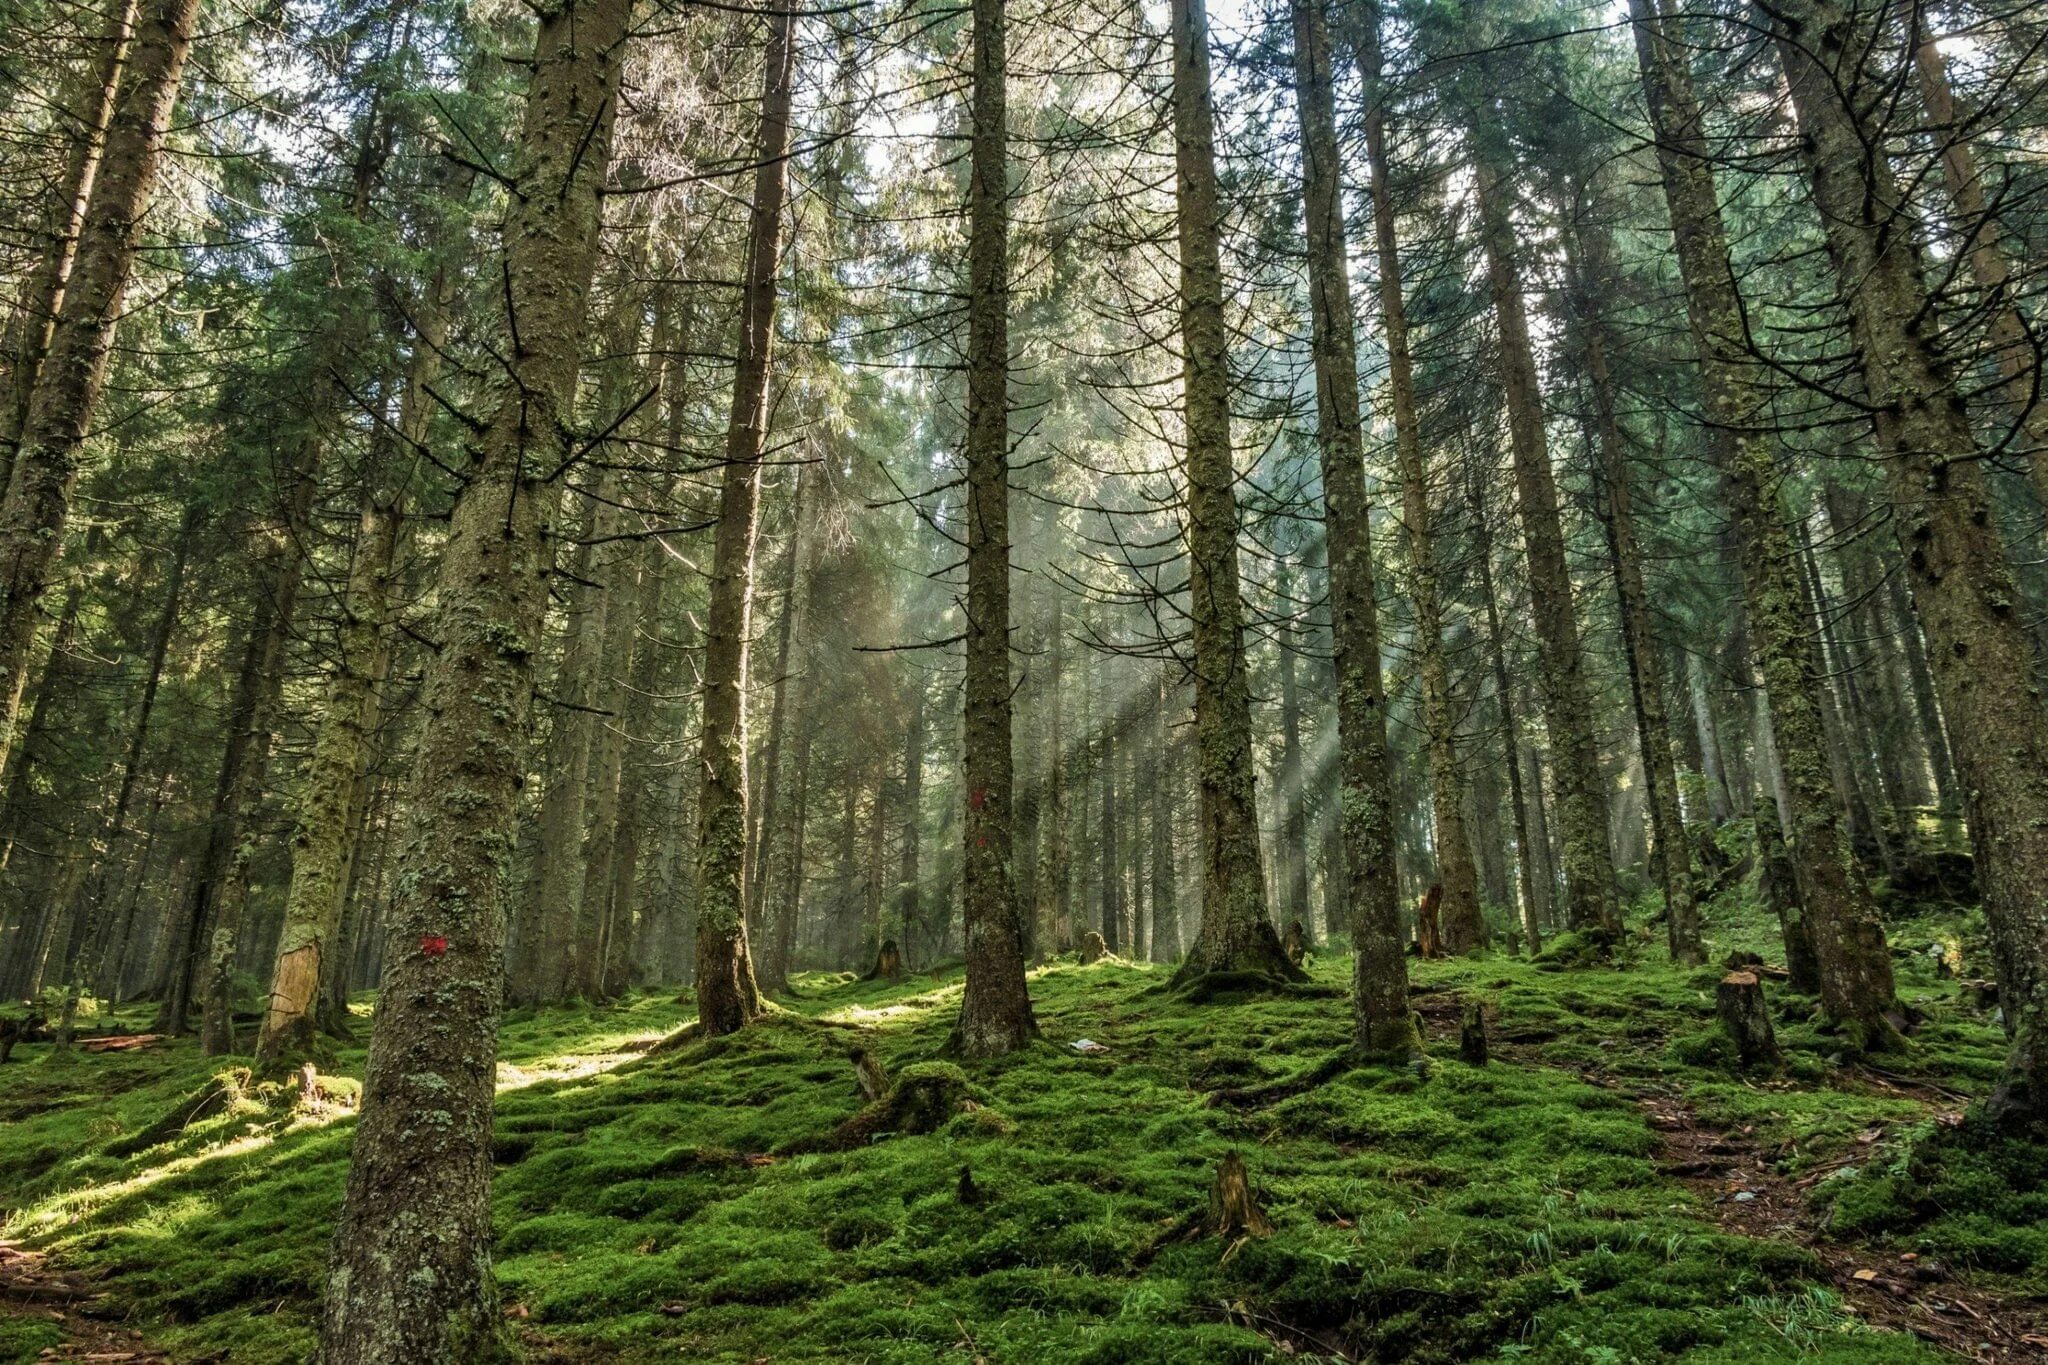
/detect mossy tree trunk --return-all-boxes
[1353,1,1482,956]
[1566,222,1701,965]
[1291,0,1410,1049]
[1168,0,1293,988]
[0,0,199,798]
[319,0,630,1352]
[1628,0,1899,1048]
[952,0,1036,1054]
[1468,460,1546,953]
[1769,0,2048,1107]
[694,3,796,1037]
[1033,596,1071,959]
[1471,150,1621,939]
[0,0,138,484]
[254,492,398,1066]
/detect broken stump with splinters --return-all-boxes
[1282,920,1307,968]
[1079,930,1108,965]
[1717,971,1781,1072]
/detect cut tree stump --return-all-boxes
[1717,972,1781,1072]
[1459,1000,1489,1066]
[851,1046,890,1102]
[1079,931,1108,964]
[1207,1151,1273,1242]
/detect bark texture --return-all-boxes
[1294,0,1411,1053]
[319,0,630,1353]
[1769,0,2048,1106]
[951,0,1036,1054]
[1167,0,1295,987]
[694,4,796,1037]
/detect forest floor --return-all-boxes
[3,895,2046,1363]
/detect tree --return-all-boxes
[320,0,633,1351]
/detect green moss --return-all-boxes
[0,911,2028,1363]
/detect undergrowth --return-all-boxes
[0,882,2030,1363]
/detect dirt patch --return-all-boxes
[0,1242,168,1362]
[1414,989,2047,1362]
[1638,1090,2048,1361]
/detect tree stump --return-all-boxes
[1717,971,1781,1071]
[1282,919,1307,968]
[0,1009,44,1064]
[1079,930,1108,964]
[851,1046,890,1102]
[1206,1150,1273,1242]
[1415,884,1443,959]
[862,938,904,982]
[1459,999,1489,1066]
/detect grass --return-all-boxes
[0,884,2034,1363]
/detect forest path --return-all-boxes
[0,1241,168,1362]
[1412,986,2048,1364]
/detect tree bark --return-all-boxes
[1629,0,1900,1047]
[1352,1,1482,956]
[1289,0,1410,1047]
[1567,225,1700,964]
[1168,0,1293,987]
[694,2,796,1037]
[0,0,200,790]
[1768,0,2048,1106]
[950,0,1037,1054]
[0,0,139,485]
[319,0,630,1351]
[1471,150,1620,939]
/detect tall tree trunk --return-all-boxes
[1033,596,1071,959]
[1274,627,1311,928]
[1291,0,1409,1044]
[0,0,139,484]
[1353,1,1482,955]
[694,3,796,1036]
[1471,151,1620,939]
[1150,667,1180,961]
[1897,0,2048,492]
[745,466,808,958]
[1168,0,1292,986]
[255,493,400,1061]
[1688,650,1734,823]
[53,503,193,1044]
[896,680,923,965]
[1769,0,2048,1108]
[0,0,200,789]
[320,0,630,1351]
[1568,227,1701,964]
[258,252,450,1061]
[951,0,1036,1053]
[1630,0,1899,1044]
[1468,458,1545,953]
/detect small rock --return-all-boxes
[1733,1190,1757,1203]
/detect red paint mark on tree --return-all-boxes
[420,935,449,957]
[969,786,988,810]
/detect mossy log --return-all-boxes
[108,1066,254,1157]
[1717,972,1781,1071]
[798,1062,982,1152]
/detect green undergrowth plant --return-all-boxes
[0,902,2027,1363]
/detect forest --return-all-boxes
[0,0,2046,1355]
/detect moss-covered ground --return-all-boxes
[2,887,2039,1362]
